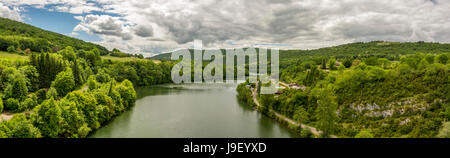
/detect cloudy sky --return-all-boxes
[0,0,448,56]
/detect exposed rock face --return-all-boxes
[342,97,438,118]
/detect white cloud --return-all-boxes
[0,3,21,21]
[1,0,450,55]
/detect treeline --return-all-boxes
[239,52,449,138]
[0,45,173,138]
[109,48,144,59]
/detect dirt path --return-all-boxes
[252,81,336,138]
[0,113,14,122]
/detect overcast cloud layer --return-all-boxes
[0,0,449,56]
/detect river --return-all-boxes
[90,83,299,138]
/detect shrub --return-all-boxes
[0,114,41,138]
[87,76,97,90]
[22,97,38,110]
[355,130,374,138]
[7,45,15,53]
[4,98,19,112]
[438,122,450,138]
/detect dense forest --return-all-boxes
[238,50,449,138]
[0,18,173,138]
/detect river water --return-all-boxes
[90,84,299,138]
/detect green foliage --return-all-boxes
[87,75,98,90]
[355,130,374,138]
[328,58,337,70]
[3,73,28,101]
[19,65,40,92]
[35,89,46,103]
[438,122,450,138]
[31,53,66,88]
[47,87,58,99]
[343,58,353,68]
[313,85,337,138]
[22,97,38,110]
[437,54,448,64]
[31,97,63,138]
[0,114,41,138]
[58,46,76,62]
[51,68,75,97]
[0,97,3,113]
[59,99,89,138]
[116,79,136,109]
[4,98,19,112]
[236,81,255,107]
[7,45,15,53]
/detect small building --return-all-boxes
[275,90,284,95]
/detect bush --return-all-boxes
[87,76,97,90]
[4,98,19,112]
[438,122,450,138]
[7,45,15,53]
[0,114,41,138]
[355,130,374,138]
[22,97,38,110]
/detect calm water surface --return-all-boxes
[90,84,299,138]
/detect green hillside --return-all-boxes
[151,41,450,68]
[0,17,109,55]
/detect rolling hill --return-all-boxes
[0,17,109,55]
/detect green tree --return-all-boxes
[313,85,337,137]
[46,87,58,99]
[72,59,82,87]
[116,79,136,109]
[328,58,337,70]
[59,99,89,138]
[19,65,40,92]
[32,97,63,138]
[51,68,75,97]
[437,54,448,64]
[59,46,76,62]
[293,106,309,123]
[343,58,353,68]
[3,73,28,101]
[87,75,97,90]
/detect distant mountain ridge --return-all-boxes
[150,41,450,67]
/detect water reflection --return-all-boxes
[91,84,299,138]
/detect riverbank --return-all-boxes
[91,84,299,138]
[241,81,336,138]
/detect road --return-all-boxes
[252,81,336,138]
